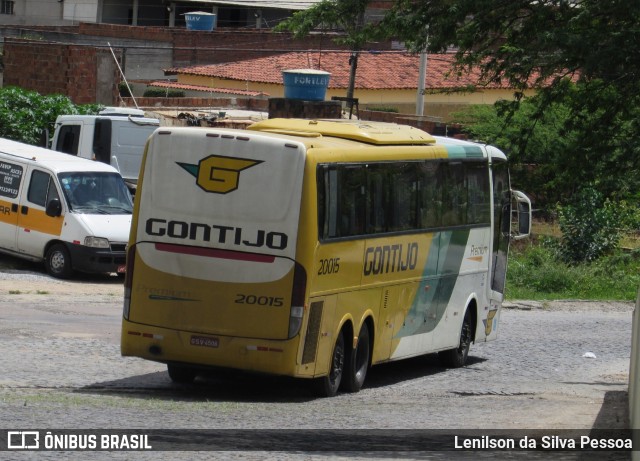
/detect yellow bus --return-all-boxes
[121,119,531,397]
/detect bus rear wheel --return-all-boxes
[167,364,197,383]
[439,309,472,368]
[342,323,370,393]
[314,330,345,397]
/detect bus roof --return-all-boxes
[248,119,508,161]
[248,118,436,146]
[0,137,121,174]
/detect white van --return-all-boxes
[50,107,160,192]
[0,137,133,278]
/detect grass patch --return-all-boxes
[8,290,22,295]
[506,239,640,301]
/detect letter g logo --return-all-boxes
[178,155,262,194]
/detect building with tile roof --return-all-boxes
[154,50,536,120]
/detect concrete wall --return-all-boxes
[121,96,269,112]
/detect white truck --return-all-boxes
[50,107,160,193]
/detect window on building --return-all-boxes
[1,1,15,15]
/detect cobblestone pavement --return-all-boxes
[0,270,633,460]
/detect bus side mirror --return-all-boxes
[511,190,531,240]
[46,198,62,217]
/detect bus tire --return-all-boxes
[167,364,197,383]
[45,243,73,279]
[439,308,472,368]
[314,330,345,397]
[342,323,370,393]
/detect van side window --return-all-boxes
[55,125,81,155]
[28,170,59,207]
[0,161,23,198]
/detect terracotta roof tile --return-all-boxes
[166,52,508,90]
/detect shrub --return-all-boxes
[118,82,132,98]
[507,241,640,301]
[143,88,185,98]
[0,86,100,146]
[367,106,399,113]
[557,187,623,264]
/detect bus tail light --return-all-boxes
[288,263,307,338]
[123,244,136,320]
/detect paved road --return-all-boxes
[0,270,633,459]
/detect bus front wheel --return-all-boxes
[342,323,370,393]
[439,309,472,368]
[314,330,345,397]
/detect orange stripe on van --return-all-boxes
[20,209,63,236]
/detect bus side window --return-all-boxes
[466,162,491,224]
[367,165,386,233]
[388,162,419,232]
[441,163,467,226]
[338,166,366,237]
[419,161,442,228]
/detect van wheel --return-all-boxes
[45,244,73,279]
[342,323,370,393]
[439,309,472,368]
[313,330,345,397]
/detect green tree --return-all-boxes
[0,87,100,146]
[381,0,640,202]
[452,99,576,209]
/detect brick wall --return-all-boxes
[77,22,396,67]
[170,29,362,67]
[3,38,119,105]
[78,22,173,42]
[3,38,69,95]
[268,98,342,119]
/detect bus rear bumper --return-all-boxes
[121,320,311,378]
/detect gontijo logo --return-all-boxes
[178,155,263,194]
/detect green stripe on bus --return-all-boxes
[395,229,470,338]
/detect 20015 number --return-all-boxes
[235,294,284,307]
[318,257,340,275]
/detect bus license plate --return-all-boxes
[190,335,219,348]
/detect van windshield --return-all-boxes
[58,172,133,214]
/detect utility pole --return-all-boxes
[344,9,365,118]
[416,51,427,116]
[347,51,359,101]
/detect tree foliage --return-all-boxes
[275,0,375,50]
[451,99,575,208]
[382,0,640,202]
[0,87,100,146]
